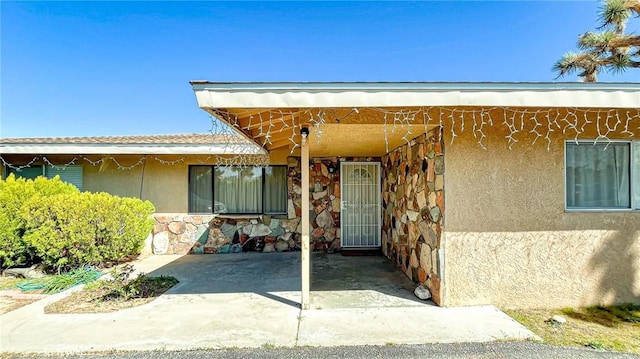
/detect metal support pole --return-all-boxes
[300,131,310,310]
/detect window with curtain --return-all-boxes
[188,166,213,213]
[188,165,287,214]
[264,166,287,213]
[565,142,632,209]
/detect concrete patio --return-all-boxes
[0,252,537,353]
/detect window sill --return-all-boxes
[565,208,638,213]
[214,214,263,219]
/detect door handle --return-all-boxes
[341,200,347,210]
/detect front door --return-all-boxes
[340,162,381,248]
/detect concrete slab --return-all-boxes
[0,252,538,354]
[310,252,430,309]
[297,305,537,347]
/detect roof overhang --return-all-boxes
[191,82,640,109]
[190,82,640,156]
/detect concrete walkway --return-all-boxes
[0,253,537,353]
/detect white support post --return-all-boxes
[300,132,310,310]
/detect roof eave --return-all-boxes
[0,143,266,155]
[191,81,640,109]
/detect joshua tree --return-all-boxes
[553,0,640,82]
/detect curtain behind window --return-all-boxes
[264,166,287,213]
[214,166,262,213]
[566,143,630,208]
[189,166,213,213]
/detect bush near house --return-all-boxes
[0,174,79,268]
[0,175,155,272]
[22,192,155,272]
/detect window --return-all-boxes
[565,141,639,210]
[188,165,287,214]
[6,165,83,191]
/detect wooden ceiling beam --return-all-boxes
[267,137,296,150]
[251,129,294,143]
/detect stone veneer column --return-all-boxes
[381,127,445,305]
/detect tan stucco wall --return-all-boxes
[83,156,189,213]
[442,108,640,308]
[2,151,288,214]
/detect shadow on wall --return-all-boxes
[588,226,640,305]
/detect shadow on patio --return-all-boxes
[141,251,433,310]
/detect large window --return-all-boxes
[565,141,639,210]
[188,165,287,214]
[6,165,83,191]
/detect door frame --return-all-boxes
[339,161,382,248]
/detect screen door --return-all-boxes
[340,162,381,247]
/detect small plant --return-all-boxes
[87,264,178,302]
[585,341,606,350]
[45,266,178,314]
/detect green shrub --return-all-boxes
[0,174,79,268]
[22,192,155,271]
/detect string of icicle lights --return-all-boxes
[3,107,639,171]
[211,106,640,153]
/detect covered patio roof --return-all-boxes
[190,82,640,156]
[190,81,639,310]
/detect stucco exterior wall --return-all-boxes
[442,108,640,308]
[83,156,189,213]
[2,152,289,214]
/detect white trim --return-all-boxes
[0,143,265,155]
[564,140,639,212]
[192,82,640,109]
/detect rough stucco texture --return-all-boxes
[443,110,640,308]
[83,156,189,213]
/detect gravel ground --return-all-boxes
[3,342,639,359]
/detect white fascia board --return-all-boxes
[191,82,640,109]
[0,144,266,155]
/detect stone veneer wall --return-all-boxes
[152,213,302,254]
[151,156,380,255]
[381,127,445,305]
[288,156,380,252]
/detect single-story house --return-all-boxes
[2,82,638,309]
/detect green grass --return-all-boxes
[505,304,640,354]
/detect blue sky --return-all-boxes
[1,1,639,138]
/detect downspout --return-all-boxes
[139,157,147,199]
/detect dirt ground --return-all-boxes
[0,290,47,315]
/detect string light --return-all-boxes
[3,108,638,171]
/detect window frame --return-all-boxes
[564,140,638,212]
[5,164,83,191]
[187,165,288,215]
